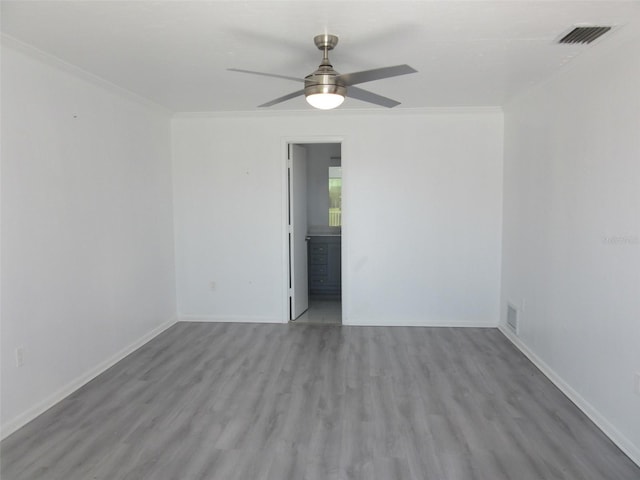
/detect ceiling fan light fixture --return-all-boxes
[304,83,346,110]
[230,33,416,109]
[306,93,345,110]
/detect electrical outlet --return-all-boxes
[15,347,25,367]
[634,372,640,396]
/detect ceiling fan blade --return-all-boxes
[337,64,417,86]
[228,68,303,83]
[347,86,401,108]
[258,90,305,108]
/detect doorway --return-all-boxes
[287,142,342,325]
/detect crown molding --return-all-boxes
[173,105,503,119]
[1,34,171,116]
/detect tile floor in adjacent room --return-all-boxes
[291,297,342,325]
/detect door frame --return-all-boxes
[281,136,347,323]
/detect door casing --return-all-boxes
[281,136,347,323]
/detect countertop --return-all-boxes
[307,227,341,237]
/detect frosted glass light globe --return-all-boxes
[306,93,345,110]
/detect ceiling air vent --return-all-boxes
[558,26,612,44]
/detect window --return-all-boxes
[329,166,342,227]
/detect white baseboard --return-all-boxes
[343,318,498,327]
[179,314,284,324]
[1,317,178,440]
[498,325,640,468]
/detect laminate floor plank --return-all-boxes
[2,323,639,479]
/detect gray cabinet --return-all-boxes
[308,236,341,297]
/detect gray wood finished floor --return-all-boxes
[2,323,638,480]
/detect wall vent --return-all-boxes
[558,26,612,44]
[507,303,519,334]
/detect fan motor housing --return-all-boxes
[304,66,346,97]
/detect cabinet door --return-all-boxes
[310,244,328,255]
[327,242,342,286]
[310,253,328,265]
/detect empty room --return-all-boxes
[1,1,639,479]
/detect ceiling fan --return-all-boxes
[229,34,417,110]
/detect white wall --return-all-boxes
[500,37,640,461]
[172,110,503,326]
[306,143,341,231]
[1,42,177,436]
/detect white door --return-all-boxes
[289,144,309,319]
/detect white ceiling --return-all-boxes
[2,1,640,112]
